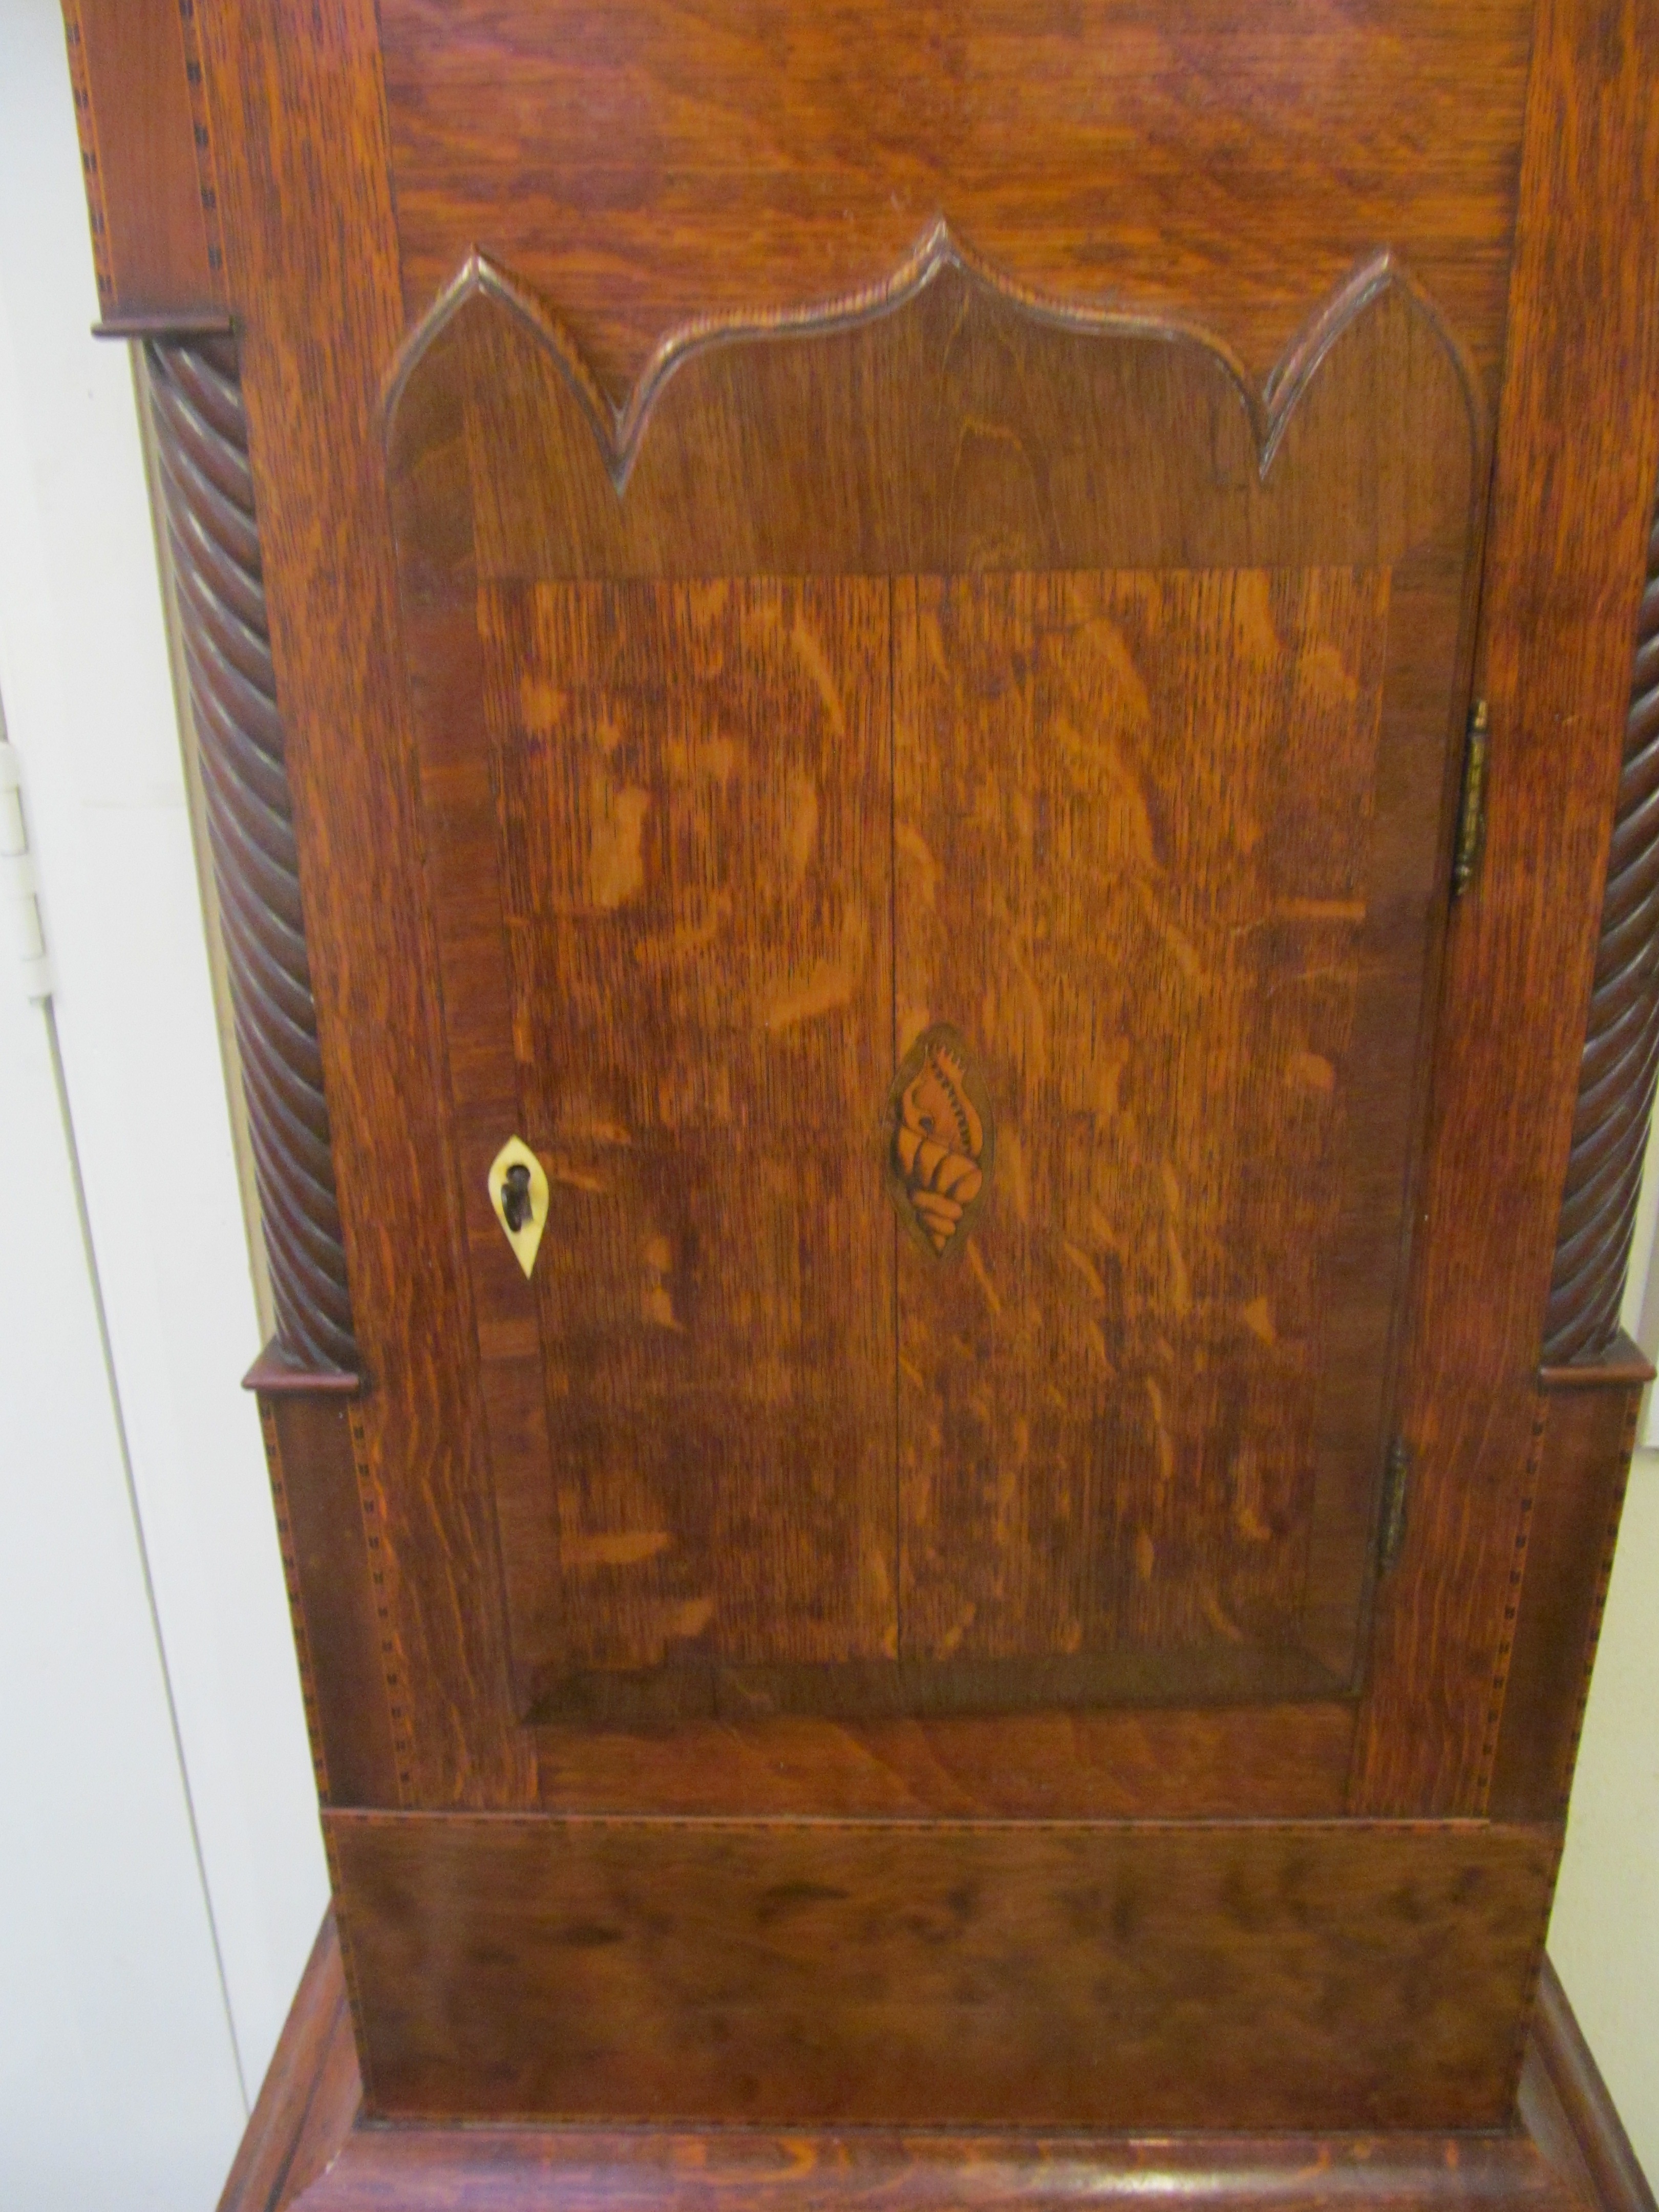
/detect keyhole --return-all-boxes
[501,1161,533,1233]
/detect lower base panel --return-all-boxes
[323,1813,1560,2130]
[222,1916,1655,2212]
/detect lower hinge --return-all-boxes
[1452,697,1490,898]
[1378,1437,1411,1575]
[0,738,52,1003]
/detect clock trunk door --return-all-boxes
[387,250,1480,1725]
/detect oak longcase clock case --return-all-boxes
[64,0,1659,2192]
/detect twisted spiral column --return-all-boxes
[1543,487,1659,1364]
[146,336,358,1373]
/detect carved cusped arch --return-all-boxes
[382,224,1485,562]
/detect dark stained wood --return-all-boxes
[1486,1382,1640,1820]
[145,336,357,1374]
[1540,1330,1657,1391]
[194,0,537,1808]
[1523,1958,1659,2212]
[530,1701,1357,1819]
[245,1345,363,1397]
[377,0,1533,418]
[328,1811,1558,2130]
[296,2120,1585,2212]
[225,1907,1659,2212]
[96,311,236,341]
[1543,490,1659,1365]
[259,1388,402,1809]
[217,1914,359,2212]
[60,0,220,325]
[387,242,1483,579]
[1349,0,1659,1816]
[280,2113,1589,2212]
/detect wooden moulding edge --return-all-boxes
[1538,1330,1655,1392]
[244,1340,363,1396]
[223,1909,1652,2212]
[94,311,235,339]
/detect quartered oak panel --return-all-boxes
[894,568,1390,1676]
[478,577,897,1690]
[386,237,1481,1728]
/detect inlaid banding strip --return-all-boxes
[146,336,357,1373]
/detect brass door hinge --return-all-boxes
[1377,1437,1411,1575]
[1452,697,1489,898]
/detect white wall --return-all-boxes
[0,815,249,2212]
[0,2,328,2201]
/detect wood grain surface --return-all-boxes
[61,0,220,325]
[260,1389,400,1809]
[1524,1956,1659,2212]
[206,1920,1648,2212]
[327,1811,1559,2130]
[377,0,1532,416]
[220,1919,1629,2212]
[62,0,1659,2160]
[528,1700,1357,1819]
[217,1915,359,2212]
[280,2119,1590,2212]
[481,578,896,1693]
[176,0,1659,1838]
[894,567,1388,1672]
[1349,0,1659,1815]
[1488,1379,1641,1820]
[386,238,1479,1727]
[388,244,1481,581]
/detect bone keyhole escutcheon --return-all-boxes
[486,1136,549,1278]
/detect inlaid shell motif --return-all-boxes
[885,1025,994,1258]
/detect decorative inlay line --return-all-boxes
[1543,481,1659,1364]
[146,336,357,1372]
[1475,1402,1544,1811]
[1555,1390,1641,1815]
[258,1399,331,1800]
[174,0,226,283]
[59,2,116,324]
